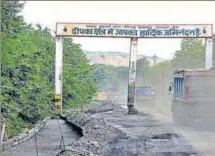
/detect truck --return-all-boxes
[135,85,156,100]
[135,85,156,107]
[169,68,215,131]
[121,86,156,100]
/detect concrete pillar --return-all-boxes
[127,38,138,114]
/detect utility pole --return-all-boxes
[153,54,157,87]
[153,54,157,65]
[127,38,138,114]
[205,38,213,69]
[161,64,164,101]
[213,34,215,68]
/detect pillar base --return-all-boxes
[127,105,138,115]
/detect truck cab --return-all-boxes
[170,68,215,131]
[135,85,156,100]
[135,85,156,108]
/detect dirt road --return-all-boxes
[135,100,215,156]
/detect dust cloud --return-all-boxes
[96,58,215,155]
[134,64,215,155]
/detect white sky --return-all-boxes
[22,1,215,59]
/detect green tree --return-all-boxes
[62,38,98,109]
[172,38,205,69]
[136,57,150,84]
[93,64,129,92]
[1,1,98,137]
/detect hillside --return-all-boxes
[84,51,165,67]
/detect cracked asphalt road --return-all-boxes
[1,119,81,156]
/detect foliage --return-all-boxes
[1,1,98,137]
[93,64,129,92]
[136,57,150,81]
[171,38,205,69]
[62,38,98,109]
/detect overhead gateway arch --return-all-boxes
[55,23,213,115]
